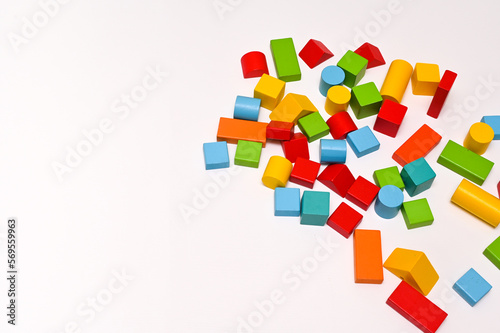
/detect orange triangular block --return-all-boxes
[270,93,318,124]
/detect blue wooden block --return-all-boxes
[346,126,380,157]
[234,96,261,121]
[400,158,436,197]
[300,191,330,226]
[274,188,300,216]
[319,66,345,97]
[481,116,500,140]
[320,139,347,163]
[374,185,404,219]
[453,268,492,307]
[203,142,230,170]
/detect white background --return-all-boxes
[1,0,500,332]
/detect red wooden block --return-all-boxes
[326,111,358,140]
[266,121,294,140]
[427,70,457,119]
[497,181,500,198]
[289,157,321,188]
[346,176,380,211]
[373,100,408,138]
[298,39,334,69]
[241,51,269,79]
[387,281,448,333]
[317,164,355,198]
[327,202,363,238]
[392,124,442,166]
[354,42,385,69]
[281,133,310,163]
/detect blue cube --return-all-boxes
[400,158,436,197]
[234,96,261,122]
[346,126,380,157]
[481,115,500,140]
[300,191,330,226]
[274,188,301,216]
[203,142,230,170]
[453,268,492,306]
[320,139,347,163]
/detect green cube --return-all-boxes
[484,236,500,269]
[373,166,405,190]
[349,82,383,119]
[337,50,368,88]
[270,38,301,82]
[297,112,329,142]
[401,198,434,229]
[300,191,330,226]
[234,140,262,168]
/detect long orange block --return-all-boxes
[354,229,383,284]
[217,117,268,147]
[392,124,441,166]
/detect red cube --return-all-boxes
[281,133,309,163]
[327,202,363,238]
[354,42,385,69]
[266,121,294,140]
[317,164,355,197]
[298,39,334,69]
[373,100,408,138]
[346,176,380,211]
[289,157,321,189]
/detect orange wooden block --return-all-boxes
[392,124,442,166]
[216,117,268,147]
[353,229,384,284]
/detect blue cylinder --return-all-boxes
[234,96,261,121]
[375,185,404,219]
[319,66,345,97]
[320,139,347,163]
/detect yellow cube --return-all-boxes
[254,74,286,110]
[270,93,318,124]
[411,63,440,96]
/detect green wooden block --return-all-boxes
[337,50,368,88]
[349,82,383,119]
[270,38,301,82]
[234,140,262,168]
[401,198,434,229]
[297,112,329,142]
[300,191,330,226]
[484,236,500,269]
[437,140,494,185]
[373,166,405,190]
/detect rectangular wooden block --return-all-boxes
[217,117,268,147]
[270,38,301,82]
[353,229,383,283]
[427,70,457,119]
[392,124,442,166]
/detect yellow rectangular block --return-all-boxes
[411,63,440,96]
[254,74,286,110]
[270,93,318,124]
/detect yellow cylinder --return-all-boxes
[463,122,494,155]
[380,60,413,103]
[325,85,351,116]
[451,179,500,227]
[262,155,293,189]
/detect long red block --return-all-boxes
[373,100,407,138]
[427,70,457,119]
[327,202,363,238]
[298,39,333,69]
[326,111,358,140]
[392,124,442,166]
[281,133,309,163]
[241,51,269,79]
[289,157,321,189]
[354,42,385,69]
[317,164,355,197]
[346,176,380,211]
[387,281,448,333]
[267,121,294,140]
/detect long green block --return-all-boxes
[437,140,494,185]
[484,236,500,269]
[270,38,301,82]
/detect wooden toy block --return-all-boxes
[253,74,286,110]
[327,202,363,238]
[261,155,293,189]
[427,70,457,118]
[386,281,448,333]
[353,229,383,283]
[317,164,355,198]
[354,42,385,69]
[392,124,442,166]
[234,140,262,168]
[481,115,500,139]
[324,85,351,116]
[281,133,310,163]
[297,112,330,142]
[401,198,434,229]
[349,82,383,119]
[400,158,436,197]
[346,176,380,211]
[300,191,330,226]
[411,63,440,96]
[375,185,404,219]
[319,65,345,96]
[320,139,347,164]
[298,39,333,69]
[289,157,321,189]
[217,117,268,147]
[380,59,413,103]
[373,99,407,138]
[234,96,261,122]
[437,140,494,185]
[266,121,294,141]
[203,142,230,170]
[346,126,380,158]
[326,111,357,139]
[270,93,318,124]
[274,187,300,217]
[373,166,404,190]
[483,235,500,269]
[241,51,269,79]
[384,248,439,296]
[463,122,494,155]
[453,268,492,307]
[451,179,500,228]
[498,181,500,198]
[270,37,301,82]
[337,50,368,88]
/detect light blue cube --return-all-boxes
[203,142,230,170]
[234,96,261,121]
[300,191,330,226]
[400,158,436,197]
[346,126,380,157]
[453,268,492,307]
[481,116,500,140]
[320,139,347,163]
[274,188,300,216]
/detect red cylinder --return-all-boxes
[326,111,358,140]
[241,51,269,79]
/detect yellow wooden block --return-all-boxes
[463,122,495,155]
[261,155,293,189]
[254,74,286,110]
[411,63,440,96]
[270,93,318,124]
[383,248,439,295]
[325,85,351,116]
[380,59,413,103]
